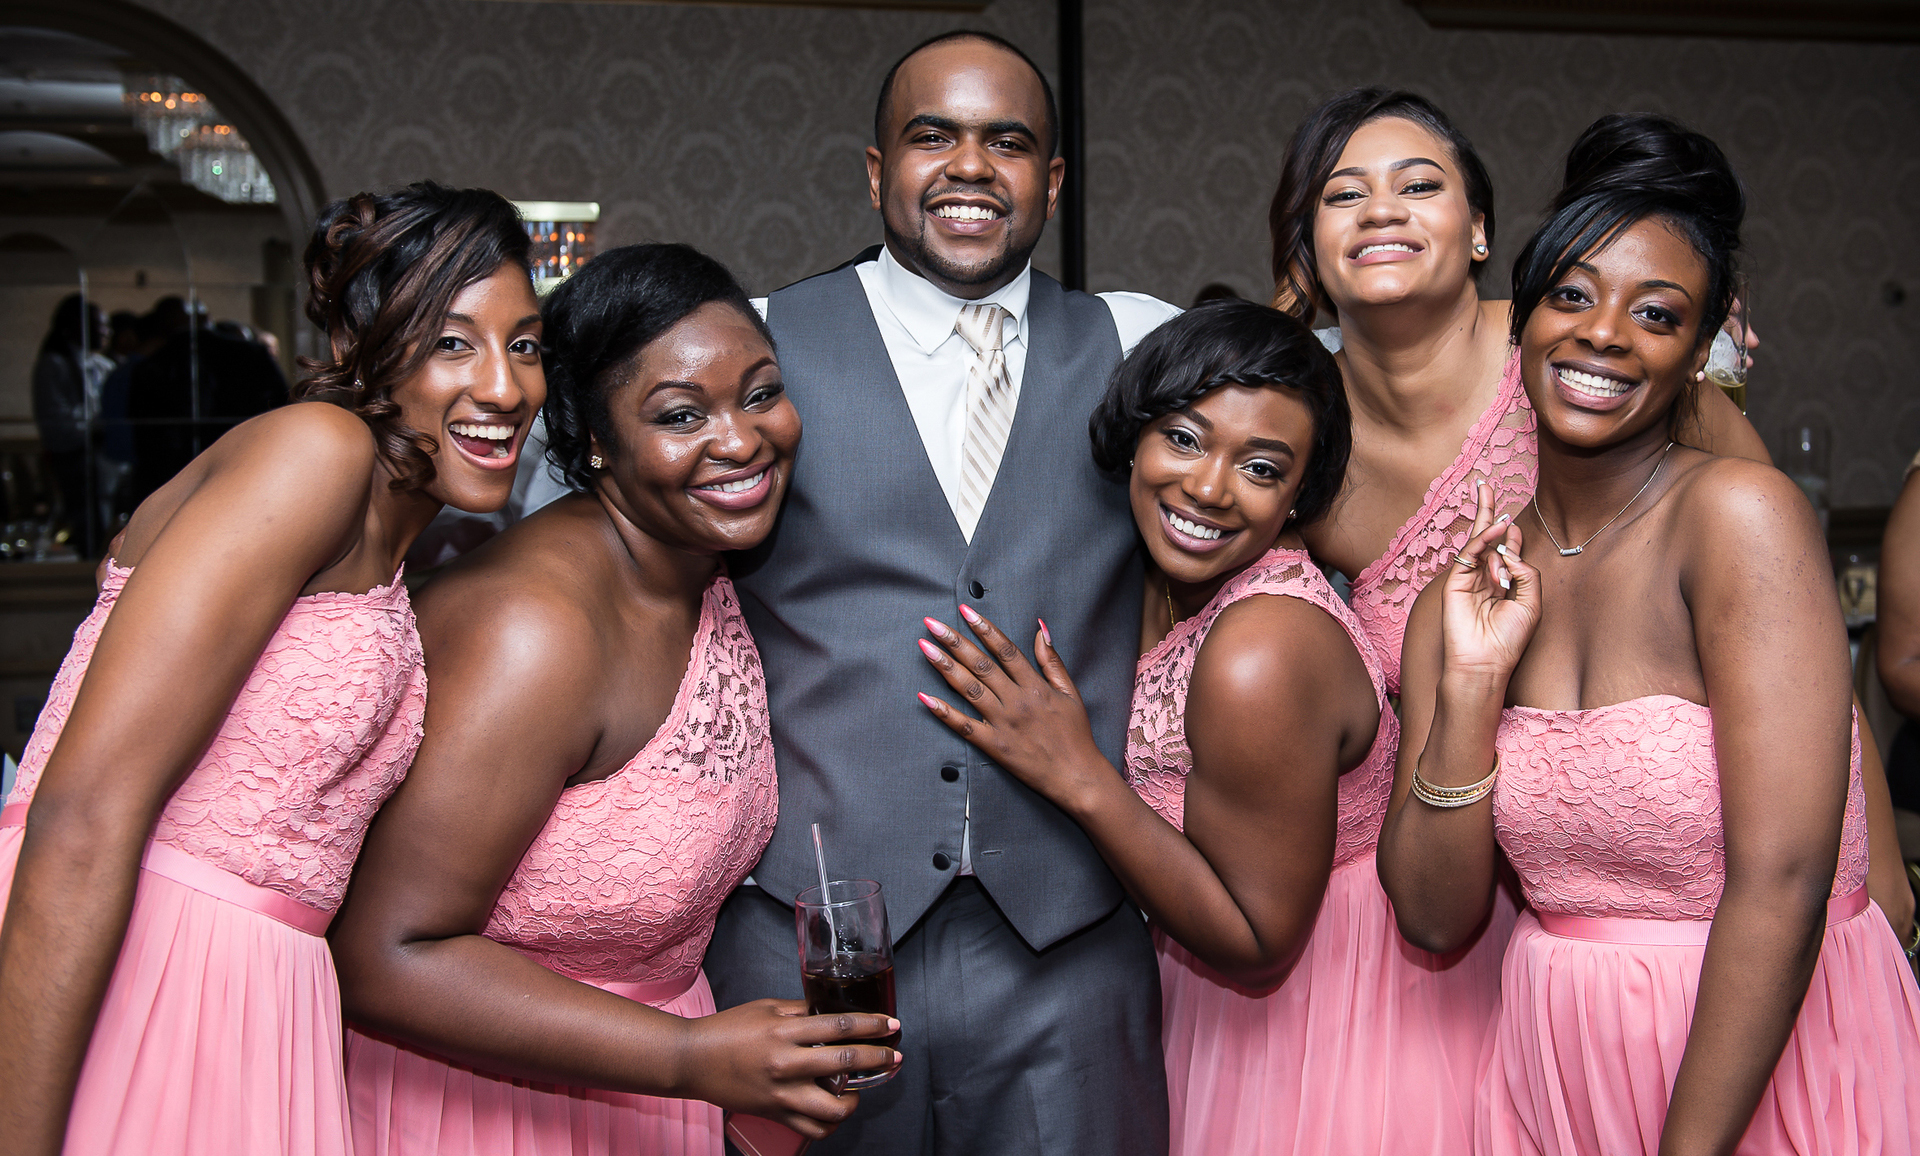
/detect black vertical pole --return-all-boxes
[1058,0,1086,290]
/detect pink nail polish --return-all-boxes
[918,639,941,660]
[916,692,938,708]
[958,604,981,624]
[1038,618,1052,645]
[923,617,944,635]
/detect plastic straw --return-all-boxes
[811,822,836,951]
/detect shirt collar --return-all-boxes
[872,246,1031,355]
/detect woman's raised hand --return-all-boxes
[916,607,1108,808]
[680,1000,899,1139]
[1441,478,1541,690]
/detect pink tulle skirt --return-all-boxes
[1159,854,1516,1156]
[0,825,354,1156]
[1479,902,1920,1155]
[346,971,722,1155]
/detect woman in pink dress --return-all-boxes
[1380,114,1920,1155]
[0,182,545,1155]
[331,244,897,1156]
[916,300,1476,1154]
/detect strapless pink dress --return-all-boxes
[1485,697,1920,1154]
[1130,548,1499,1155]
[0,561,427,1156]
[346,573,779,1156]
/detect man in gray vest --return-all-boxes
[710,31,1177,1154]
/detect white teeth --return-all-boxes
[1357,243,1415,258]
[1557,367,1632,397]
[450,422,513,441]
[933,204,1000,221]
[1167,512,1222,541]
[697,470,766,495]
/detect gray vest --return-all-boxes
[731,259,1142,950]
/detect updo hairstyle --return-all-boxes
[296,181,530,491]
[1089,299,1351,529]
[1509,114,1745,437]
[1268,88,1496,322]
[539,243,770,493]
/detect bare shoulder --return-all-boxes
[1194,592,1369,707]
[1668,453,1820,549]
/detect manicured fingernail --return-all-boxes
[887,1018,901,1031]
[916,692,938,709]
[918,639,942,660]
[958,604,981,624]
[892,1050,905,1063]
[1499,575,1512,591]
[1495,514,1510,525]
[1495,544,1512,558]
[923,616,948,636]
[1038,618,1052,645]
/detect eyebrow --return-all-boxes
[1569,261,1697,300]
[903,113,1038,143]
[1325,157,1446,181]
[444,312,543,329]
[1246,437,1294,454]
[642,357,779,400]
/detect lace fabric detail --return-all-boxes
[483,574,779,985]
[1349,350,1537,694]
[11,562,426,913]
[1126,548,1399,868]
[1493,696,1869,920]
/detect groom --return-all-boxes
[711,30,1177,1154]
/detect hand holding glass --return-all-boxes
[795,879,900,1089]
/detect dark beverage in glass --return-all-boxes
[795,880,897,1089]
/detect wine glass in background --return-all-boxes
[1785,421,1831,536]
[1704,275,1749,413]
[795,879,900,1089]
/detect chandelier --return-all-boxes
[123,73,276,205]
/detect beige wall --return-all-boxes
[121,0,1920,505]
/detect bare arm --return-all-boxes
[329,564,892,1138]
[1377,484,1540,953]
[1660,462,1853,1156]
[1878,466,1920,718]
[1687,381,1771,465]
[917,601,1370,990]
[0,408,374,1156]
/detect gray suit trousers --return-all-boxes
[708,879,1168,1156]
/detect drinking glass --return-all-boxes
[794,879,899,1089]
[1704,275,1749,413]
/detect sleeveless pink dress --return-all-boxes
[1485,699,1920,1154]
[1130,548,1500,1155]
[346,573,779,1156]
[1349,349,1535,697]
[0,561,427,1156]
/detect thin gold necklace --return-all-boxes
[1529,441,1676,557]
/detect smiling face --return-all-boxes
[1520,215,1711,450]
[387,262,545,513]
[591,300,800,556]
[1311,116,1486,318]
[1131,384,1316,598]
[866,38,1063,300]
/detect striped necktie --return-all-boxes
[954,302,1016,540]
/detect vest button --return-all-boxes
[932,852,952,871]
[967,580,986,598]
[941,765,960,782]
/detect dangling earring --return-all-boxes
[589,453,605,470]
[1474,243,1488,256]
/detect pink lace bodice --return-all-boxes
[1127,548,1399,868]
[483,574,778,985]
[1350,350,1536,694]
[1493,695,1869,920]
[10,562,426,913]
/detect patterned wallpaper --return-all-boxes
[120,0,1919,504]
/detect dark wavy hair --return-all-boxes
[874,30,1059,157]
[1510,114,1745,439]
[1268,88,1495,323]
[1089,299,1350,529]
[540,243,771,493]
[295,181,530,491]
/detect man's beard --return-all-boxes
[888,201,1037,289]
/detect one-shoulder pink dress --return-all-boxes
[346,573,779,1156]
[1130,548,1500,1155]
[0,561,427,1156]
[1485,698,1920,1154]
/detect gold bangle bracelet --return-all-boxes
[1410,754,1499,809]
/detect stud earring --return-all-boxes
[1288,508,1297,519]
[1474,243,1488,256]
[589,453,605,469]
[1692,371,1705,383]
[1128,458,1135,469]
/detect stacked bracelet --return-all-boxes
[1410,754,1499,809]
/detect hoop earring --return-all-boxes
[589,454,605,470]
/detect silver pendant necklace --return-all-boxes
[1529,441,1676,557]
